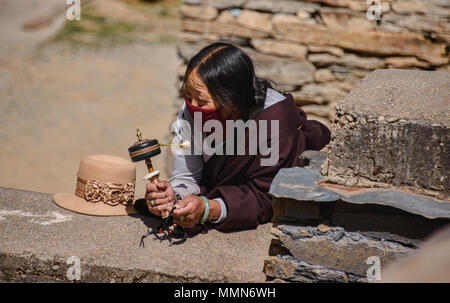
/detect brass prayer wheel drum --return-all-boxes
[128,129,161,181]
[128,138,161,163]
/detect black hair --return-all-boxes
[181,42,274,121]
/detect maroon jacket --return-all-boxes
[199,94,331,232]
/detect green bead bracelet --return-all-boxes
[199,196,210,225]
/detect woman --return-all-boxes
[145,42,331,232]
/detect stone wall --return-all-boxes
[265,203,448,282]
[175,0,449,126]
[265,150,450,282]
[264,68,450,282]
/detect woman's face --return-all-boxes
[185,68,217,110]
[184,67,241,120]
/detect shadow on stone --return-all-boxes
[131,198,209,246]
[131,198,165,228]
[331,201,449,247]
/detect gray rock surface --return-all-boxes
[244,0,320,14]
[267,224,413,279]
[270,166,450,219]
[328,70,450,198]
[264,255,364,283]
[0,187,271,282]
[336,69,450,127]
[183,0,246,9]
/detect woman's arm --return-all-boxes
[169,105,204,198]
[203,119,331,232]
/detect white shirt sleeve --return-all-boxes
[210,197,227,224]
[169,105,203,198]
[169,103,228,224]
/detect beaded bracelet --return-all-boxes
[199,196,210,225]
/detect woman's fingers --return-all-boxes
[145,183,196,223]
[155,180,169,191]
[173,214,196,228]
[148,202,172,214]
[145,193,170,213]
[146,195,172,209]
[155,180,172,196]
[152,197,171,206]
[173,195,204,227]
[146,180,176,204]
[173,196,198,216]
[158,181,176,202]
[173,200,198,227]
[173,202,195,217]
[145,182,158,193]
[146,191,167,200]
[146,190,171,214]
[146,180,172,204]
[146,200,162,216]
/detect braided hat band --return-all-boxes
[75,175,135,206]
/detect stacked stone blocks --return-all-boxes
[177,0,450,126]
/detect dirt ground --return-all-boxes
[0,0,182,199]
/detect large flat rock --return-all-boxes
[337,69,450,127]
[0,187,272,282]
[273,21,447,64]
[270,167,450,220]
[328,70,450,199]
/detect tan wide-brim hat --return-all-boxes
[53,154,138,216]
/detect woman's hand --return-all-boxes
[172,195,204,228]
[173,195,221,228]
[145,180,176,217]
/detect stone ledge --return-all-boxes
[328,70,450,198]
[269,165,450,220]
[0,187,272,282]
[265,223,414,282]
[335,69,450,127]
[267,150,450,282]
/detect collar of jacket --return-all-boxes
[251,93,306,138]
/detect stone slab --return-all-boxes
[329,70,450,198]
[181,19,269,39]
[179,4,219,20]
[264,255,363,283]
[272,198,321,224]
[270,224,413,277]
[244,0,320,14]
[331,201,449,247]
[183,0,246,9]
[269,167,340,202]
[273,22,447,64]
[0,187,272,282]
[336,69,450,127]
[269,166,450,219]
